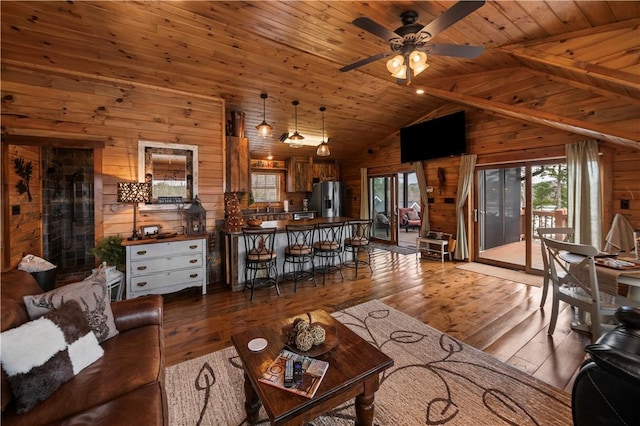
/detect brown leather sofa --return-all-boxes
[1,270,168,425]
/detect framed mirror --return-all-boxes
[138,141,198,209]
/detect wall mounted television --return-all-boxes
[400,111,467,163]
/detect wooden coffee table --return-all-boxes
[231,309,393,425]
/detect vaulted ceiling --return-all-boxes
[1,1,638,161]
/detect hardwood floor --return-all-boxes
[162,248,591,394]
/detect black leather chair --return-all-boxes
[572,306,640,426]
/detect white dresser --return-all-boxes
[124,235,207,298]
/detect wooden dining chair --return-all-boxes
[544,237,640,343]
[537,227,575,308]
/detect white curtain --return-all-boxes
[360,168,369,219]
[566,140,602,249]
[454,154,477,260]
[413,161,430,236]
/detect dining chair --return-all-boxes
[344,219,373,277]
[544,237,640,343]
[282,223,317,292]
[537,227,575,308]
[313,221,345,285]
[242,227,279,301]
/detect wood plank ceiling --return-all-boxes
[1,1,639,161]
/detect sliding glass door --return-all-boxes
[370,175,397,244]
[475,161,567,272]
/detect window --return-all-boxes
[251,172,280,202]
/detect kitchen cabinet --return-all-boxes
[124,235,207,298]
[312,159,338,182]
[287,156,312,192]
[226,136,250,193]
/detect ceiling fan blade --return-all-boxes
[352,17,399,42]
[420,0,485,39]
[339,52,392,72]
[428,43,484,59]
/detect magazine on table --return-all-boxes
[258,349,329,398]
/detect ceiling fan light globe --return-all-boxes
[390,65,407,79]
[412,62,429,76]
[256,121,273,138]
[409,51,427,68]
[386,55,405,74]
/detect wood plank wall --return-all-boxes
[1,63,225,270]
[1,144,42,268]
[340,107,640,244]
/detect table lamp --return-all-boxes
[117,182,151,241]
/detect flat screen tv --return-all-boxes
[400,111,466,163]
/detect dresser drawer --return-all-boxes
[128,239,205,260]
[128,267,205,293]
[129,254,204,277]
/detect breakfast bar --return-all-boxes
[221,217,353,291]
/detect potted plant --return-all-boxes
[90,235,126,277]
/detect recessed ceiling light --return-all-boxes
[416,89,425,95]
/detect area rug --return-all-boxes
[456,262,543,287]
[369,242,417,255]
[165,300,570,425]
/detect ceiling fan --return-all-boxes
[340,0,486,84]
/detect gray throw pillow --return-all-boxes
[23,271,118,342]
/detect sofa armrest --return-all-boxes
[111,295,163,332]
[615,306,640,328]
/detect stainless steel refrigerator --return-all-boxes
[309,181,344,218]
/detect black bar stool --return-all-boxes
[242,227,279,301]
[313,221,345,285]
[282,224,317,292]
[344,219,373,277]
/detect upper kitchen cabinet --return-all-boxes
[226,111,250,193]
[287,156,312,192]
[312,159,338,182]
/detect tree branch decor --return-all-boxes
[13,157,33,202]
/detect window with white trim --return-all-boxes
[251,172,280,202]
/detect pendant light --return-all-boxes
[255,93,273,138]
[316,106,330,157]
[288,100,304,148]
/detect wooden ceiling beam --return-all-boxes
[423,86,639,150]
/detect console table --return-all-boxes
[123,234,207,298]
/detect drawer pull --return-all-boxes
[189,245,198,249]
[189,273,198,278]
[189,259,198,264]
[136,250,147,255]
[137,281,147,287]
[137,266,147,270]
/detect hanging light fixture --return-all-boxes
[316,106,330,157]
[288,100,304,148]
[386,50,429,82]
[255,93,273,138]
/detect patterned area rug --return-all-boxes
[369,242,417,255]
[456,262,543,287]
[165,300,571,425]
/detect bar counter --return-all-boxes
[221,216,354,291]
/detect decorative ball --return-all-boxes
[295,330,314,352]
[285,327,299,347]
[308,324,326,345]
[294,318,309,332]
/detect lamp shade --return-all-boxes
[409,51,429,76]
[117,182,150,203]
[255,93,273,138]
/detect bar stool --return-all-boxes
[344,219,373,277]
[242,227,279,301]
[282,224,317,292]
[313,221,345,285]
